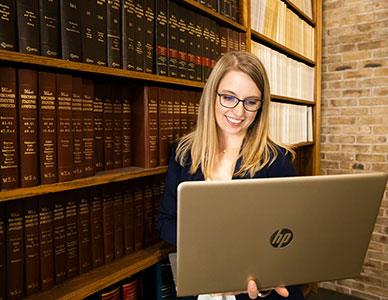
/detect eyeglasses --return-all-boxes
[217,92,263,112]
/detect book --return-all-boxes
[0,67,19,190]
[151,176,162,243]
[103,186,114,263]
[155,0,168,76]
[72,77,85,179]
[0,205,5,299]
[194,15,203,82]
[81,0,96,65]
[93,83,105,172]
[123,185,134,254]
[38,72,58,184]
[134,0,145,72]
[78,189,91,273]
[112,87,123,169]
[107,0,121,68]
[177,6,188,79]
[0,0,16,51]
[133,184,144,251]
[103,85,114,170]
[90,187,104,267]
[168,1,178,77]
[121,86,132,168]
[60,0,81,61]
[65,194,79,278]
[122,0,136,70]
[56,73,74,182]
[82,79,95,177]
[101,286,120,300]
[157,87,170,166]
[53,195,67,283]
[40,0,60,57]
[24,198,40,295]
[16,0,40,54]
[95,0,107,66]
[18,69,39,187]
[112,187,124,258]
[143,0,154,73]
[6,200,24,299]
[186,10,196,81]
[143,179,153,247]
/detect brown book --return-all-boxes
[168,1,178,77]
[38,196,55,290]
[143,179,153,247]
[82,79,95,177]
[65,193,79,278]
[219,26,228,55]
[186,10,196,81]
[133,183,144,251]
[123,185,134,254]
[53,195,66,283]
[132,86,159,168]
[202,18,211,81]
[172,90,181,141]
[112,87,122,169]
[107,0,121,68]
[134,0,145,72]
[0,205,5,300]
[60,0,81,61]
[0,0,16,51]
[103,186,114,263]
[239,32,247,51]
[93,83,105,173]
[72,77,84,179]
[144,0,154,73]
[151,176,162,243]
[227,28,234,54]
[16,0,40,54]
[187,90,198,132]
[157,87,169,166]
[103,85,114,170]
[180,90,189,136]
[40,0,60,57]
[155,0,168,76]
[95,0,107,66]
[56,73,74,182]
[24,198,40,295]
[18,69,39,187]
[90,187,104,267]
[6,200,24,299]
[38,72,58,184]
[194,15,204,82]
[112,187,124,258]
[166,88,174,146]
[232,28,239,51]
[122,86,132,168]
[101,286,120,300]
[0,67,19,190]
[122,0,136,70]
[177,6,188,79]
[81,0,96,65]
[78,189,91,273]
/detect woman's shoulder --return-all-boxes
[265,145,296,177]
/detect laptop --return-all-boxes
[171,172,387,297]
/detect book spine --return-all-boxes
[72,77,84,179]
[60,0,81,61]
[122,0,136,70]
[155,0,168,76]
[123,186,134,254]
[16,0,40,54]
[90,187,104,267]
[121,87,132,167]
[157,87,169,166]
[151,177,161,243]
[65,195,79,278]
[0,0,17,51]
[112,187,124,258]
[24,198,40,295]
[194,15,203,82]
[39,0,60,57]
[112,87,123,169]
[53,197,66,283]
[168,1,178,77]
[78,189,91,273]
[133,184,144,251]
[186,11,196,81]
[56,73,74,182]
[103,186,114,263]
[38,72,58,184]
[202,18,211,81]
[81,0,95,65]
[219,26,228,55]
[134,0,145,72]
[107,0,121,68]
[0,67,19,190]
[166,88,174,146]
[173,90,181,141]
[0,205,5,300]
[6,200,24,299]
[143,180,153,247]
[180,91,189,136]
[38,196,54,290]
[103,86,114,170]
[177,6,188,80]
[82,79,95,177]
[18,69,39,187]
[143,0,154,73]
[93,83,105,172]
[95,0,107,66]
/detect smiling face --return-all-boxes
[215,70,262,142]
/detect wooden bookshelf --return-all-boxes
[282,0,315,26]
[293,141,314,149]
[271,94,316,106]
[27,241,175,300]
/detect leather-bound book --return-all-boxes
[219,26,228,55]
[112,87,122,169]
[0,205,5,299]
[132,86,159,168]
[157,87,169,166]
[16,0,40,54]
[107,0,121,68]
[81,0,96,65]
[202,18,211,81]
[122,0,136,70]
[82,79,95,177]
[180,90,189,136]
[103,85,114,170]
[232,28,239,51]
[123,185,134,254]
[177,6,188,79]
[143,179,153,247]
[102,185,114,263]
[187,91,197,132]
[239,32,247,51]
[6,200,24,299]
[72,77,84,179]
[121,86,132,168]
[90,187,104,267]
[78,189,91,273]
[0,67,19,190]
[167,1,178,77]
[0,0,16,51]
[227,27,234,52]
[101,286,120,300]
[172,89,181,141]
[38,196,55,290]
[186,11,196,81]
[60,0,81,61]
[231,0,238,21]
[155,0,168,76]
[40,0,60,57]
[56,73,74,182]
[95,0,107,66]
[209,21,216,70]
[134,0,145,72]
[112,186,124,258]
[53,195,66,283]
[65,193,79,278]
[144,0,154,73]
[133,183,144,251]
[38,72,58,184]
[194,15,203,82]
[18,69,39,187]
[151,176,161,243]
[93,83,105,173]
[24,198,40,295]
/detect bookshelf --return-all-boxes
[0,0,321,298]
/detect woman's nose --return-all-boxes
[232,101,245,116]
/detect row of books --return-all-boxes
[252,42,315,101]
[0,174,164,299]
[289,0,313,19]
[251,0,315,60]
[195,0,240,21]
[0,67,201,190]
[269,102,313,145]
[0,0,245,82]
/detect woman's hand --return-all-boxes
[247,279,289,299]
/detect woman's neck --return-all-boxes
[218,133,245,154]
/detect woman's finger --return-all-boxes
[274,286,289,297]
[247,279,259,299]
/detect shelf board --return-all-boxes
[0,166,168,202]
[182,0,247,32]
[251,30,315,67]
[0,50,205,89]
[271,94,315,106]
[28,241,174,300]
[292,141,314,148]
[282,0,315,27]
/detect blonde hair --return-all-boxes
[176,51,294,178]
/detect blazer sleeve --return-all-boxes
[266,148,296,177]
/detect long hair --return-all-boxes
[176,51,294,178]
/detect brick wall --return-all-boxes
[320,0,388,299]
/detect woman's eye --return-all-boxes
[245,99,259,106]
[223,95,236,102]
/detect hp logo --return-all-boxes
[270,228,293,248]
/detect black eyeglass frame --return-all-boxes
[216,92,263,112]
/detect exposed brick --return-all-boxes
[357,136,387,144]
[341,145,371,153]
[343,89,371,97]
[372,145,388,153]
[373,126,388,134]
[328,135,356,143]
[340,108,369,115]
[358,116,386,125]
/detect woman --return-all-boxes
[157,51,304,300]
